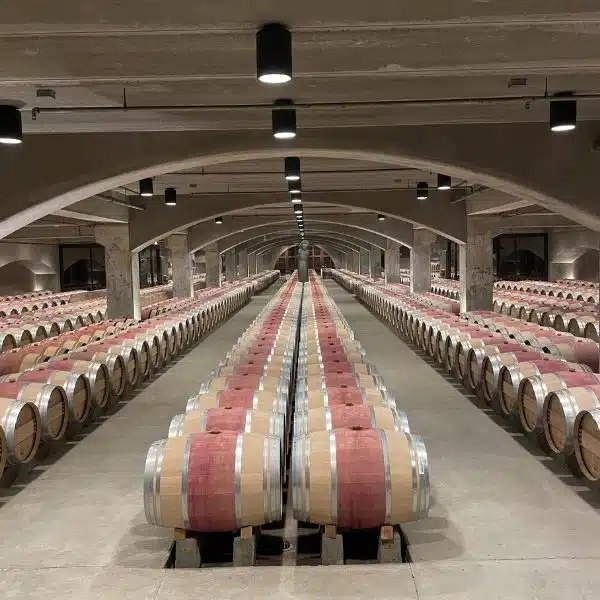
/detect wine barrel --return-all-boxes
[0,380,68,441]
[540,339,600,371]
[573,408,600,481]
[2,369,90,425]
[292,427,429,527]
[67,349,126,397]
[37,358,110,410]
[542,385,600,456]
[0,398,41,464]
[293,404,409,436]
[465,341,524,391]
[79,343,139,387]
[168,407,284,440]
[517,371,600,435]
[295,386,395,411]
[0,425,7,474]
[0,332,18,353]
[496,358,587,417]
[187,388,288,415]
[143,430,282,531]
[480,349,541,404]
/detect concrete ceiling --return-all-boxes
[1,1,596,243]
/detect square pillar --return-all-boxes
[370,246,383,279]
[248,251,257,275]
[237,249,249,279]
[204,242,220,288]
[225,249,236,281]
[256,252,265,273]
[385,240,401,284]
[410,229,437,294]
[359,249,370,276]
[350,251,360,274]
[95,225,140,319]
[167,234,193,298]
[459,217,499,313]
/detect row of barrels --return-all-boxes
[429,277,599,341]
[144,275,299,532]
[333,269,600,486]
[0,271,278,483]
[291,274,429,529]
[495,279,599,296]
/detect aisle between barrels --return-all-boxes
[324,283,600,567]
[0,283,282,576]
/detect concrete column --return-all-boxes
[95,225,140,319]
[204,242,220,288]
[410,229,437,294]
[237,249,249,279]
[224,249,236,281]
[256,252,265,273]
[167,234,193,298]
[248,251,257,275]
[459,217,499,313]
[359,249,370,276]
[370,246,383,279]
[350,251,360,274]
[385,240,401,284]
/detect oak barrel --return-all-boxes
[573,408,600,481]
[292,427,429,527]
[144,430,282,531]
[0,397,41,464]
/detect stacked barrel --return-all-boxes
[0,272,278,485]
[144,276,300,535]
[292,275,430,532]
[332,269,600,488]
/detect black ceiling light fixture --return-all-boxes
[416,182,429,201]
[550,97,577,132]
[294,205,303,214]
[0,105,23,145]
[437,174,451,191]
[272,100,296,139]
[256,23,292,85]
[284,156,301,181]
[288,178,302,194]
[139,177,154,197]
[377,214,386,221]
[215,216,224,224]
[164,187,177,206]
[291,195,302,204]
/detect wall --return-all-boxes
[548,230,599,282]
[0,242,60,294]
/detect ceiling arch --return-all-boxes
[3,122,599,240]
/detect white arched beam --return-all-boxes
[2,122,597,238]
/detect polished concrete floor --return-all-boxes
[0,280,598,598]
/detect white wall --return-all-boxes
[548,230,599,282]
[0,242,60,294]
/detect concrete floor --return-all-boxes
[0,280,599,598]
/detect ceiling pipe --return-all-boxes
[95,193,145,211]
[29,92,600,116]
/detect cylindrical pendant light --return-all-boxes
[416,182,429,201]
[291,195,302,204]
[0,105,23,145]
[256,23,292,85]
[288,178,302,194]
[215,216,223,224]
[164,187,177,206]
[284,156,301,181]
[139,178,154,197]
[273,107,297,139]
[377,214,386,221]
[550,99,577,132]
[294,206,303,214]
[437,174,451,190]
